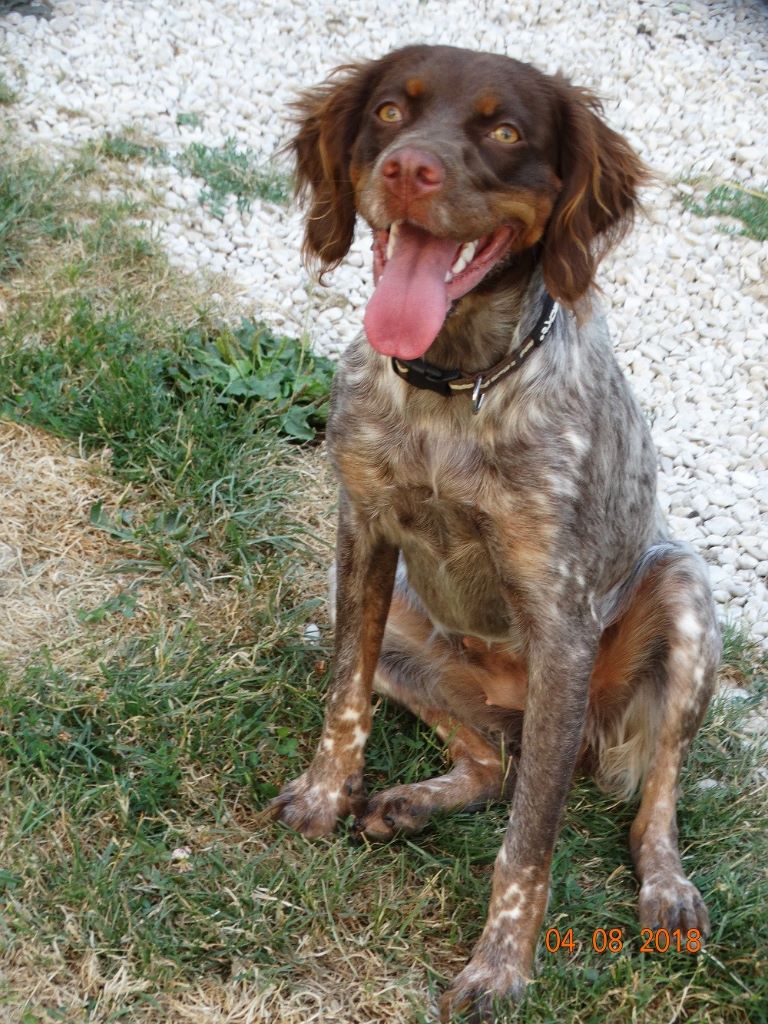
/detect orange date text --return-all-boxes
[544,927,703,954]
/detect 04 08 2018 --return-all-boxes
[544,927,704,955]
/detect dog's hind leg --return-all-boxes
[355,582,518,839]
[598,544,720,936]
[355,697,511,839]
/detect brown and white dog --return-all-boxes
[269,44,719,1021]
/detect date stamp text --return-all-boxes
[545,927,704,955]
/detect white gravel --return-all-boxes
[1,0,767,640]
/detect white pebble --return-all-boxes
[303,623,321,644]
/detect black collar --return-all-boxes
[391,294,559,413]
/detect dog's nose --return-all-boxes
[380,147,445,198]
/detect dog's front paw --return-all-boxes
[268,770,365,838]
[439,955,528,1023]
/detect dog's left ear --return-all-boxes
[541,79,650,305]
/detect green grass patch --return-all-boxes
[0,131,162,281]
[683,181,768,242]
[171,316,334,441]
[175,111,202,129]
[94,130,291,217]
[1,296,332,452]
[0,141,73,276]
[97,132,168,165]
[0,134,331,582]
[175,138,291,214]
[1,635,766,1023]
[0,298,329,578]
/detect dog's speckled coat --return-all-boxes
[270,45,720,1022]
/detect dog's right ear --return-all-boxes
[291,60,381,273]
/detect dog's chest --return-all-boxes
[340,417,497,524]
[334,416,527,640]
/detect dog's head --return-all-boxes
[292,44,648,359]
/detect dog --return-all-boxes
[269,44,720,1021]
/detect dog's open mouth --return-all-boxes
[364,221,519,360]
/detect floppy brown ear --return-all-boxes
[541,79,651,305]
[291,60,382,272]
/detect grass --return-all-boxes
[0,296,332,579]
[2,627,766,1023]
[97,133,167,166]
[176,112,202,129]
[720,621,766,684]
[0,131,766,1023]
[0,144,72,277]
[170,317,335,441]
[175,139,291,215]
[682,181,768,241]
[0,131,331,581]
[93,130,292,217]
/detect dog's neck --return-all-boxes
[421,251,542,374]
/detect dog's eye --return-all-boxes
[376,103,403,124]
[488,124,521,144]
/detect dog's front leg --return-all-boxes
[441,613,598,1021]
[270,495,398,837]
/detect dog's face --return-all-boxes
[292,45,647,358]
[350,48,563,245]
[349,49,563,357]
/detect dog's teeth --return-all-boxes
[444,270,454,283]
[386,221,400,260]
[449,241,478,276]
[461,240,478,263]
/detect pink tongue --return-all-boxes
[363,224,459,360]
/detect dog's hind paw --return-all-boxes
[354,785,434,839]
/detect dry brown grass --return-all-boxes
[0,419,322,676]
[1,940,431,1024]
[290,442,337,574]
[0,420,139,668]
